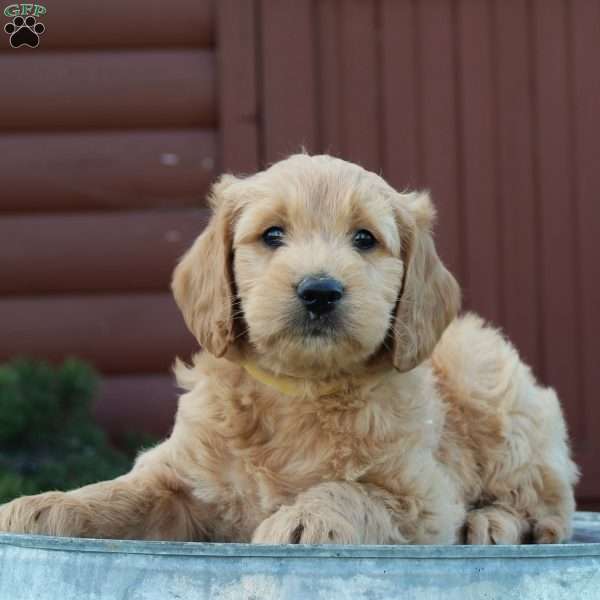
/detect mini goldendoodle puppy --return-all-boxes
[0,154,578,545]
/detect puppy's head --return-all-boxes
[173,155,459,377]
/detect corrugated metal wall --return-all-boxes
[1,0,599,503]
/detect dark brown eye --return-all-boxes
[262,226,285,248]
[352,229,377,251]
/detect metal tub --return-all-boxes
[1,512,599,599]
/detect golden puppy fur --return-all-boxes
[0,154,578,545]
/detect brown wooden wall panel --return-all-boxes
[456,0,500,324]
[315,0,343,156]
[416,0,463,280]
[380,0,420,191]
[0,209,209,294]
[5,0,214,50]
[260,0,318,162]
[216,0,260,173]
[493,0,540,373]
[0,130,216,212]
[94,375,179,439]
[0,294,197,374]
[250,0,600,503]
[337,0,380,172]
[570,0,600,500]
[0,51,216,131]
[532,0,582,436]
[313,0,382,171]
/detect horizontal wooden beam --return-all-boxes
[0,209,209,294]
[0,0,215,50]
[0,50,216,131]
[0,129,216,212]
[0,294,198,373]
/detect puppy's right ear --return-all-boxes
[171,176,239,357]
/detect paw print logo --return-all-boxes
[4,15,45,48]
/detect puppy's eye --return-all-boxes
[262,226,285,248]
[352,229,377,251]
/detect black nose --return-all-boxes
[297,276,344,316]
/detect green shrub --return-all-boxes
[0,358,155,505]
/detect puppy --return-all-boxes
[0,154,578,545]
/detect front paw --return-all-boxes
[252,505,361,545]
[463,506,525,545]
[0,491,84,536]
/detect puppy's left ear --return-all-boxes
[171,175,239,357]
[392,192,461,372]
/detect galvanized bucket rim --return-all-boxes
[1,511,599,560]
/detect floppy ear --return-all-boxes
[392,192,461,372]
[171,176,238,357]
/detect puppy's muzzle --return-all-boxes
[297,276,344,317]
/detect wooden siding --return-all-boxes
[570,0,600,501]
[0,294,195,373]
[0,51,216,131]
[0,210,209,294]
[217,0,260,174]
[251,0,600,503]
[0,2,219,443]
[0,131,216,212]
[1,0,599,503]
[24,0,214,49]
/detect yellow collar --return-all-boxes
[241,361,345,398]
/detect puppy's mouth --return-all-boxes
[294,311,340,339]
[300,312,338,338]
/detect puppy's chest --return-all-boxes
[230,407,382,496]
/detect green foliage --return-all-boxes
[0,358,155,505]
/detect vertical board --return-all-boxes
[380,0,421,191]
[531,0,582,435]
[416,0,463,280]
[493,0,541,373]
[571,0,600,499]
[337,0,381,172]
[260,0,318,163]
[315,0,343,156]
[217,0,260,174]
[456,0,500,321]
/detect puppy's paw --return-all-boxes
[252,505,361,545]
[531,516,568,544]
[463,507,524,545]
[0,491,86,536]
